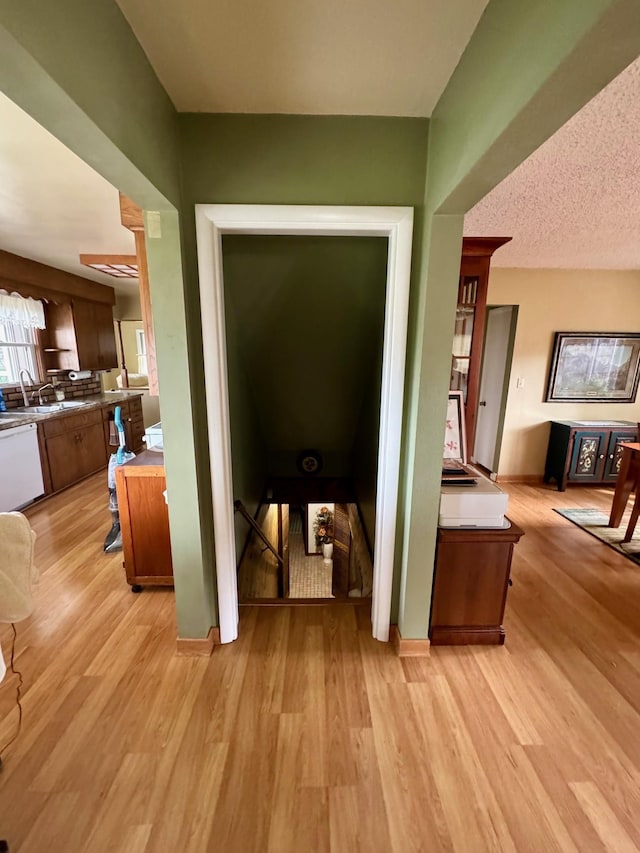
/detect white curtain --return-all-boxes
[0,290,46,329]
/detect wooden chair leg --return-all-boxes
[622,489,640,543]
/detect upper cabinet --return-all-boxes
[44,298,118,372]
[0,248,117,375]
[450,237,511,455]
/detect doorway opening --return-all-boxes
[472,304,518,478]
[238,496,374,603]
[196,205,413,643]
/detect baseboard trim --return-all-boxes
[176,627,220,656]
[496,475,544,484]
[390,625,431,657]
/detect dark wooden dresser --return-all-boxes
[544,420,637,491]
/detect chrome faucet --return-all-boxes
[34,383,55,405]
[18,368,35,407]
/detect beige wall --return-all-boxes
[487,268,640,478]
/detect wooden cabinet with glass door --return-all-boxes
[451,237,511,455]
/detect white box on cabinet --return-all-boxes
[439,474,508,527]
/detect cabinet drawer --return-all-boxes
[102,401,130,421]
[43,408,102,439]
[128,396,143,418]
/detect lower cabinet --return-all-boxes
[42,410,106,493]
[102,396,145,463]
[544,420,638,491]
[430,520,524,645]
[115,450,173,589]
[38,395,146,495]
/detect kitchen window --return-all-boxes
[0,291,45,385]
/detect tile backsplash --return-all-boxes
[1,373,102,408]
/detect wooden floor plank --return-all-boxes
[2,475,640,850]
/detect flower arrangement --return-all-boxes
[313,506,334,548]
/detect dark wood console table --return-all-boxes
[544,420,638,491]
[430,519,524,645]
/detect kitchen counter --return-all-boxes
[0,391,143,432]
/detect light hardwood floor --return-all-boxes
[2,474,640,851]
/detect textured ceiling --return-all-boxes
[0,92,137,293]
[114,0,489,116]
[465,56,640,270]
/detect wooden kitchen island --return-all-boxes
[115,449,173,590]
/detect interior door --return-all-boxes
[473,306,517,474]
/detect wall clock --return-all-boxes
[297,449,323,476]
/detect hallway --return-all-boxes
[1,474,640,850]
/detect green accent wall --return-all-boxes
[3,0,640,642]
[179,115,429,207]
[428,0,640,214]
[222,234,387,553]
[397,0,640,638]
[0,0,181,208]
[180,115,429,604]
[0,0,216,639]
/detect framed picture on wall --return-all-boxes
[545,332,640,402]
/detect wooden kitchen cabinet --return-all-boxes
[44,298,118,372]
[115,450,173,589]
[544,420,638,491]
[42,409,106,492]
[430,520,524,645]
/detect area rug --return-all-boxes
[554,508,640,567]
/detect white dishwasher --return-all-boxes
[0,422,45,511]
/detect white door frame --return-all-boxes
[195,204,414,644]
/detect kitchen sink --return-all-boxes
[6,401,89,415]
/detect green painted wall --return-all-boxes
[429,0,640,214]
[0,1,216,639]
[144,211,218,635]
[221,251,268,563]
[179,115,429,614]
[222,234,387,482]
[4,0,638,642]
[222,234,387,554]
[179,115,429,208]
[397,0,640,638]
[0,0,180,208]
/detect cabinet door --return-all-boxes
[72,299,118,370]
[569,430,608,481]
[603,429,639,480]
[47,422,106,491]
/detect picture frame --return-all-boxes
[545,332,640,403]
[444,391,467,463]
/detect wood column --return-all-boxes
[119,193,159,395]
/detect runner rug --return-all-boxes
[553,507,640,567]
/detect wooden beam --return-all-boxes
[79,253,138,267]
[134,230,159,395]
[0,249,115,305]
[119,192,144,231]
[119,193,159,395]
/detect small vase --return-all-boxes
[322,542,333,563]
